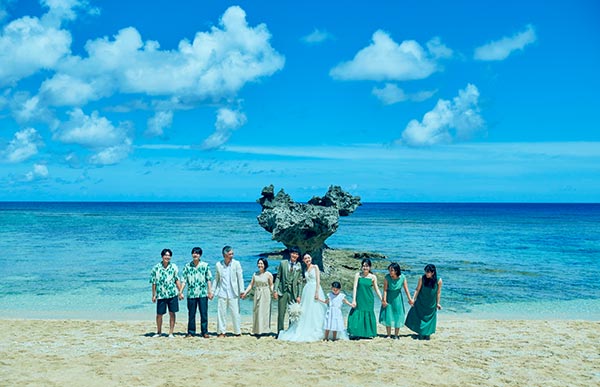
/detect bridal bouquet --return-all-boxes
[288,302,302,323]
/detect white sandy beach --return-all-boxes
[1,317,599,386]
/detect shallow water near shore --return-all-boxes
[1,202,599,321]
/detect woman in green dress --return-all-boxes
[405,264,443,340]
[379,262,413,338]
[347,259,383,339]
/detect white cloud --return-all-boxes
[372,83,437,105]
[41,6,284,107]
[89,138,132,165]
[25,163,49,181]
[400,84,484,147]
[474,25,537,61]
[53,108,129,148]
[426,37,453,59]
[10,93,58,126]
[41,0,83,26]
[1,5,283,161]
[145,110,173,137]
[330,30,448,81]
[4,127,43,162]
[39,73,112,106]
[0,0,81,87]
[301,28,333,44]
[202,108,247,149]
[0,15,72,86]
[223,141,600,161]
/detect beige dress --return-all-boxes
[252,272,272,334]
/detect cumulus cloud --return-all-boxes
[372,83,437,105]
[301,28,333,44]
[4,127,44,162]
[53,108,129,147]
[38,73,112,107]
[426,37,453,59]
[400,84,484,147]
[25,163,49,181]
[330,31,449,81]
[40,6,284,107]
[202,108,247,149]
[1,4,284,165]
[0,0,76,86]
[10,93,57,125]
[89,138,132,165]
[145,110,173,137]
[474,25,537,61]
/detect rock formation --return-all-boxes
[256,185,361,269]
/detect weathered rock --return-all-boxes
[257,185,361,269]
[320,249,392,293]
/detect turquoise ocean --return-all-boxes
[1,202,599,321]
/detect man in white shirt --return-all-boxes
[213,245,245,337]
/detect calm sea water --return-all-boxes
[1,202,599,320]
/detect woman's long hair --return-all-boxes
[422,264,437,288]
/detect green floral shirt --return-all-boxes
[182,261,213,298]
[149,262,180,299]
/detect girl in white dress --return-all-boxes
[321,281,352,341]
[277,254,327,342]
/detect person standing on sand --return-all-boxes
[277,253,327,342]
[405,264,443,340]
[347,258,383,340]
[213,245,245,337]
[181,246,213,338]
[150,248,184,338]
[241,257,274,336]
[379,262,413,339]
[273,247,304,336]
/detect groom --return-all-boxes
[273,247,304,336]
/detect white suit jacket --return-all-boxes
[213,258,245,298]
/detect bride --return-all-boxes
[278,253,326,342]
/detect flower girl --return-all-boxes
[321,281,352,341]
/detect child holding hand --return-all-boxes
[321,281,352,341]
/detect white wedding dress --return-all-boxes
[278,267,327,342]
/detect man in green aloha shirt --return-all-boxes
[181,246,214,338]
[150,248,183,338]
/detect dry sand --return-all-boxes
[1,317,599,386]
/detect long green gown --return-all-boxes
[379,274,406,328]
[405,278,440,336]
[347,276,377,338]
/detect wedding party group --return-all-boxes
[149,246,443,341]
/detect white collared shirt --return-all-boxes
[218,261,236,298]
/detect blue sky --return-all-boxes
[0,0,599,202]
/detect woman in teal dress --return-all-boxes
[405,264,443,340]
[379,262,413,338]
[347,259,383,339]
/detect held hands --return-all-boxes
[208,293,214,301]
[351,302,357,308]
[178,293,184,300]
[296,297,301,303]
[408,299,414,306]
[314,294,319,301]
[381,300,388,308]
[273,292,279,300]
